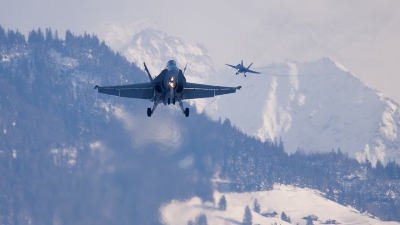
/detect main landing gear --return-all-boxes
[184,108,189,117]
[147,106,188,117]
[178,99,189,117]
[147,97,160,117]
[147,97,188,117]
[147,108,152,117]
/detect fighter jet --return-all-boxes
[225,60,260,77]
[94,60,241,117]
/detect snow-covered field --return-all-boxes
[161,184,400,225]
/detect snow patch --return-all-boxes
[48,49,79,74]
[334,61,349,72]
[256,77,292,141]
[178,156,194,169]
[297,93,306,106]
[50,146,77,166]
[380,101,397,141]
[90,141,113,164]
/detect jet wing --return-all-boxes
[183,82,241,99]
[225,64,237,69]
[94,82,154,99]
[245,69,260,74]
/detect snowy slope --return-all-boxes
[161,184,400,225]
[117,27,400,165]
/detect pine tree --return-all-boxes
[7,29,15,45]
[281,211,287,221]
[36,28,45,44]
[194,213,208,225]
[28,29,37,45]
[337,147,343,160]
[14,29,26,46]
[253,198,260,213]
[279,136,284,151]
[218,195,227,211]
[376,159,384,176]
[0,25,6,45]
[45,28,53,47]
[364,155,372,170]
[281,211,292,223]
[242,205,252,225]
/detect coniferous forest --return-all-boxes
[1,25,400,223]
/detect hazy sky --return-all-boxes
[2,0,400,102]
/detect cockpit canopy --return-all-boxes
[166,60,178,71]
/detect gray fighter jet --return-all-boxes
[225,60,260,77]
[94,60,241,117]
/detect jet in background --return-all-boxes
[95,60,241,117]
[225,60,260,77]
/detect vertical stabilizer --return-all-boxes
[183,62,188,75]
[143,62,154,82]
[247,63,253,69]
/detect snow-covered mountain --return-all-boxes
[123,28,215,83]
[206,59,400,166]
[117,28,400,165]
[161,184,400,225]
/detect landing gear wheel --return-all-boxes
[173,98,175,105]
[184,108,189,117]
[168,98,170,105]
[147,108,152,117]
